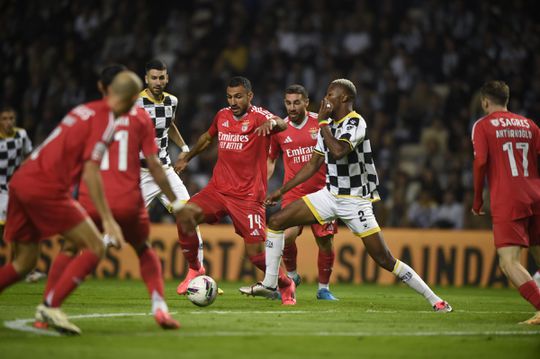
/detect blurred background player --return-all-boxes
[243,79,452,312]
[137,59,204,266]
[267,84,338,300]
[0,71,143,335]
[471,80,540,325]
[39,65,198,331]
[175,76,296,305]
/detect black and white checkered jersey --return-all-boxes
[136,90,178,166]
[313,110,379,198]
[0,128,33,192]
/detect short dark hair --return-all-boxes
[145,59,167,73]
[480,80,509,106]
[285,84,308,99]
[331,79,357,101]
[0,105,16,114]
[228,76,252,91]
[99,64,127,87]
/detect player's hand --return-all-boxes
[318,99,333,123]
[174,155,189,173]
[102,217,125,249]
[264,189,283,206]
[471,207,485,216]
[255,116,278,136]
[175,203,203,235]
[471,198,485,216]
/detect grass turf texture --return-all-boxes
[1,279,539,359]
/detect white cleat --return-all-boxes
[239,282,279,299]
[36,304,81,335]
[433,300,453,313]
[519,311,540,325]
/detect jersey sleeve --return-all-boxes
[338,117,365,150]
[207,112,220,137]
[268,134,281,160]
[81,111,115,164]
[314,131,325,155]
[21,129,33,155]
[471,120,488,162]
[140,111,158,157]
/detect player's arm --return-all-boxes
[471,123,488,215]
[265,152,324,206]
[267,157,277,180]
[168,122,190,153]
[255,116,288,136]
[174,131,214,173]
[81,160,125,247]
[317,99,352,160]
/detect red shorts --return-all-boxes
[4,187,88,243]
[190,184,265,243]
[81,197,149,247]
[282,197,338,238]
[493,215,540,248]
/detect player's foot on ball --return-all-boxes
[280,280,296,305]
[291,273,302,287]
[176,267,206,295]
[154,309,180,330]
[36,304,81,335]
[316,288,339,301]
[519,311,540,325]
[433,300,453,313]
[218,287,224,295]
[239,282,279,299]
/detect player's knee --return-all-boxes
[268,213,286,231]
[13,252,39,276]
[85,238,105,258]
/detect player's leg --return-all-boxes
[531,245,540,287]
[43,240,77,301]
[340,197,451,312]
[282,226,301,284]
[158,167,204,264]
[0,241,39,292]
[529,214,540,288]
[314,224,338,300]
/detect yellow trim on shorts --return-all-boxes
[353,226,381,238]
[267,228,284,234]
[302,196,325,225]
[333,194,381,203]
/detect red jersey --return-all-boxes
[208,105,278,202]
[269,112,326,203]
[10,99,115,196]
[78,107,157,211]
[472,111,540,221]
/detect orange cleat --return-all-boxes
[176,267,206,295]
[154,309,180,330]
[279,279,296,306]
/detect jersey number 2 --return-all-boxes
[101,130,129,171]
[502,142,529,177]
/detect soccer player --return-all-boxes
[267,84,338,300]
[137,59,204,264]
[39,65,196,331]
[175,76,297,305]
[241,79,452,313]
[471,80,540,325]
[0,106,33,239]
[0,71,138,335]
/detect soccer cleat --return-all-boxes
[239,282,279,299]
[291,273,302,287]
[316,288,339,301]
[36,304,81,335]
[176,267,206,295]
[33,309,49,330]
[519,311,540,325]
[25,270,47,283]
[279,280,296,305]
[154,309,180,330]
[433,300,453,313]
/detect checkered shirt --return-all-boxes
[314,111,379,198]
[136,90,178,166]
[0,128,33,192]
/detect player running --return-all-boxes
[174,76,297,305]
[471,80,540,325]
[267,84,338,300]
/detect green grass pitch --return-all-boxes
[1,279,539,359]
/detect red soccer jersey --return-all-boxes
[207,105,277,202]
[78,107,158,211]
[472,111,540,221]
[10,99,115,196]
[269,112,326,203]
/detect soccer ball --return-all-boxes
[186,275,218,307]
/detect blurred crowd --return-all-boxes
[1,0,539,229]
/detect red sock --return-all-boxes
[282,242,297,272]
[43,252,74,300]
[0,263,21,293]
[177,221,201,270]
[318,249,335,285]
[139,248,164,298]
[47,250,100,308]
[518,280,540,310]
[249,252,291,288]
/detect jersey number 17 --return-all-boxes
[502,141,529,177]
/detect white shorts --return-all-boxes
[140,167,191,210]
[303,187,381,238]
[0,191,7,224]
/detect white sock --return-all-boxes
[392,259,442,306]
[196,226,204,265]
[261,229,284,289]
[318,283,329,290]
[151,290,168,315]
[287,271,297,279]
[533,270,540,287]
